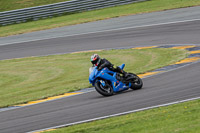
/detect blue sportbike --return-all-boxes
[89,64,143,96]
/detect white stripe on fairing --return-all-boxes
[1,18,200,46]
[29,96,200,133]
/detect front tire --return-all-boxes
[94,79,113,96]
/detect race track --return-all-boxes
[0,6,200,133]
[0,19,200,60]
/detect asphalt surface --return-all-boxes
[0,19,200,60]
[1,6,200,46]
[0,62,199,133]
[0,6,200,133]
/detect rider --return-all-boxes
[90,54,128,77]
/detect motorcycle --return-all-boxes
[89,64,143,96]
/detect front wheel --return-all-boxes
[94,79,113,96]
[130,74,143,90]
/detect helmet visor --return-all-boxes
[91,59,98,65]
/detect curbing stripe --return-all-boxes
[71,50,103,54]
[138,71,164,78]
[17,92,82,107]
[175,57,200,64]
[190,50,200,54]
[171,45,195,49]
[33,128,56,133]
[132,46,157,49]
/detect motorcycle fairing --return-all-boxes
[89,64,131,92]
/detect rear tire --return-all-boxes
[94,79,113,96]
[130,74,143,90]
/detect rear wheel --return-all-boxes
[130,74,143,90]
[94,79,113,96]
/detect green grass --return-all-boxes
[0,0,70,12]
[1,0,200,37]
[0,48,188,108]
[45,99,200,133]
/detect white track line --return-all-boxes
[28,96,200,133]
[1,18,200,46]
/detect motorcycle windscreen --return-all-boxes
[89,66,98,84]
[89,67,95,75]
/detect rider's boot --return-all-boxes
[122,70,129,78]
[116,67,128,78]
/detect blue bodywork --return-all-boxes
[89,64,131,92]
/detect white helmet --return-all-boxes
[91,54,101,66]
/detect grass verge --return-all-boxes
[1,0,200,37]
[0,0,70,12]
[0,48,188,108]
[44,99,200,133]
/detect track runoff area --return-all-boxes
[1,44,199,133]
